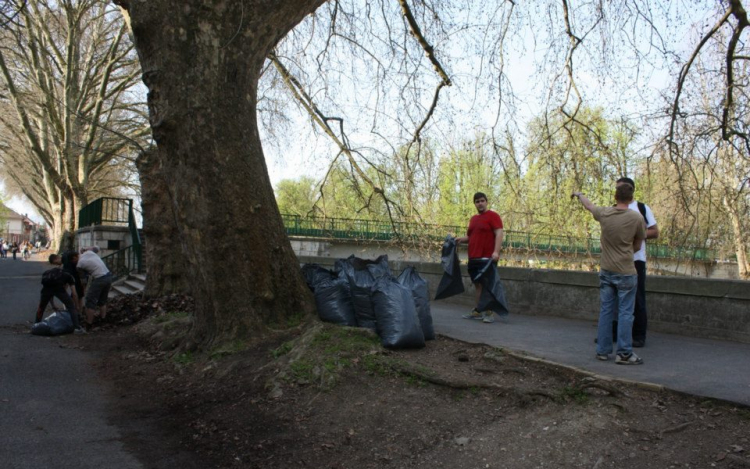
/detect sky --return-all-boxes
[2,0,717,223]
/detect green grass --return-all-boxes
[154,310,191,324]
[559,386,590,405]
[210,340,246,360]
[173,351,195,365]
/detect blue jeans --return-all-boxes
[596,269,637,356]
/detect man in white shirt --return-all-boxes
[77,247,113,327]
[616,178,659,348]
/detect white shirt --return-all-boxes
[77,250,110,278]
[627,201,657,262]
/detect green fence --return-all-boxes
[280,214,715,261]
[78,197,142,276]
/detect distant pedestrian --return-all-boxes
[35,254,86,334]
[0,240,6,259]
[455,191,506,324]
[572,184,646,365]
[615,177,658,348]
[76,247,113,327]
[11,242,18,260]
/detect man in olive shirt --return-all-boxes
[572,184,646,365]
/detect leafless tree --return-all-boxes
[0,0,149,250]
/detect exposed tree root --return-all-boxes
[388,362,556,401]
[657,421,694,438]
[579,381,626,397]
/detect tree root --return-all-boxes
[657,421,694,438]
[578,381,626,397]
[388,362,556,401]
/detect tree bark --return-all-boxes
[724,196,750,279]
[136,148,189,297]
[116,0,325,346]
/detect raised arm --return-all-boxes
[571,192,596,213]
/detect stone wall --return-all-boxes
[298,255,750,344]
[75,225,131,258]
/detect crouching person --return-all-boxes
[36,254,86,334]
[572,185,646,365]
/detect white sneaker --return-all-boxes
[74,327,87,335]
[482,312,495,323]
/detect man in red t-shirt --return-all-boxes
[455,192,504,323]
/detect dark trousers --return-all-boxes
[36,286,79,328]
[632,260,647,341]
[611,261,647,342]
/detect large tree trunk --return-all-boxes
[116,0,325,346]
[137,148,189,297]
[724,196,750,280]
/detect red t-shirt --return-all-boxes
[467,210,503,259]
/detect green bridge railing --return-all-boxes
[78,197,142,276]
[280,214,716,261]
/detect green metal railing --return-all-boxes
[280,214,716,261]
[78,197,142,276]
[101,245,140,279]
[78,197,131,228]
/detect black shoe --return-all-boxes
[632,339,645,348]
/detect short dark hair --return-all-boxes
[48,254,60,264]
[473,192,487,202]
[616,177,635,189]
[615,183,635,203]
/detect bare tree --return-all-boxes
[0,0,148,250]
[113,0,749,347]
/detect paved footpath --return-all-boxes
[432,302,750,406]
[0,256,142,469]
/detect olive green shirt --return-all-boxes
[592,206,646,275]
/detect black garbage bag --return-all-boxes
[301,264,336,292]
[371,277,425,349]
[397,266,435,340]
[31,311,74,336]
[434,236,465,300]
[472,259,510,316]
[336,255,392,330]
[314,278,357,326]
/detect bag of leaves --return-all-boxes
[434,236,465,300]
[301,264,336,292]
[397,266,435,340]
[314,278,357,327]
[371,276,425,349]
[472,259,510,316]
[336,255,392,330]
[31,311,74,336]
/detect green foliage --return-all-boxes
[274,176,318,216]
[271,341,294,359]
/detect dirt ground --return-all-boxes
[65,294,750,469]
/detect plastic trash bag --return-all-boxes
[314,278,357,326]
[31,311,74,336]
[472,259,510,316]
[397,267,435,340]
[336,255,392,330]
[434,236,465,300]
[301,264,336,292]
[371,277,425,349]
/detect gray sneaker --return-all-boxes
[462,309,483,320]
[482,312,495,323]
[73,327,87,335]
[615,352,643,365]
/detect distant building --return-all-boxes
[1,204,36,244]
